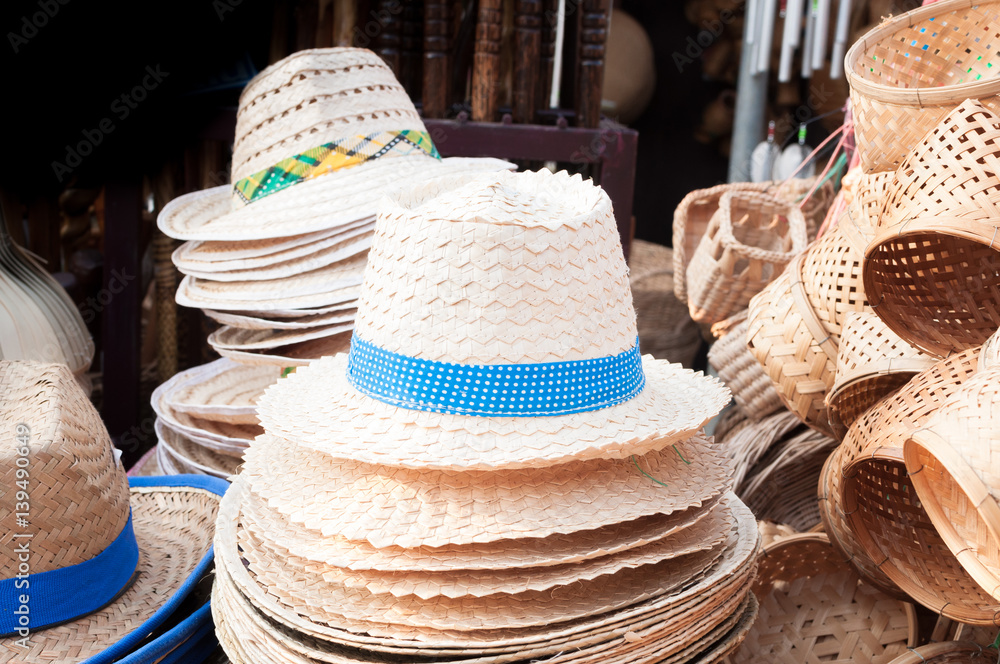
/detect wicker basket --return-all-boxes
[840,349,1000,624]
[628,239,702,367]
[864,99,1000,357]
[731,532,917,663]
[826,311,936,439]
[980,326,1000,370]
[673,178,833,304]
[906,367,1000,601]
[846,1,1000,173]
[723,410,802,490]
[685,191,807,325]
[818,447,905,598]
[886,642,997,664]
[707,311,784,422]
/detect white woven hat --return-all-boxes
[157,48,512,242]
[256,169,731,470]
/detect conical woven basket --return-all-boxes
[865,99,1000,357]
[731,532,917,664]
[818,447,905,598]
[826,311,936,439]
[846,1,1000,173]
[685,191,808,325]
[840,349,1000,624]
[906,367,1000,600]
[886,641,997,664]
[628,239,702,368]
[707,311,783,422]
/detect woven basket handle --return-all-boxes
[788,252,838,361]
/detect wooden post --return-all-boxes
[472,0,503,122]
[400,0,424,98]
[538,0,558,108]
[374,0,403,75]
[575,0,610,128]
[422,0,451,118]
[513,0,542,123]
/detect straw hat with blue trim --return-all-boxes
[0,361,228,664]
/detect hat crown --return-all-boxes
[0,361,130,577]
[354,170,637,366]
[231,48,428,184]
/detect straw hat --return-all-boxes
[906,367,1000,600]
[160,358,282,425]
[255,169,731,471]
[157,48,512,242]
[865,99,1000,357]
[0,361,227,663]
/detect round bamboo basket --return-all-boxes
[826,311,936,439]
[846,0,1000,173]
[980,326,1000,370]
[905,367,1000,600]
[818,446,904,598]
[686,191,808,325]
[707,311,784,422]
[864,99,1000,357]
[840,349,1000,624]
[731,532,918,663]
[886,642,997,664]
[628,239,702,368]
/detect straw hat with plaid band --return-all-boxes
[0,361,227,664]
[256,169,732,470]
[157,47,512,242]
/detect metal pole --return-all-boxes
[728,3,769,183]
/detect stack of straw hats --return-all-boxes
[157,47,511,366]
[212,169,760,664]
[0,360,228,663]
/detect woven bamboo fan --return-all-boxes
[906,367,1000,600]
[708,311,784,422]
[886,641,996,664]
[673,178,832,304]
[686,191,807,325]
[827,311,935,439]
[628,240,702,368]
[846,1,1000,173]
[865,99,1000,357]
[818,447,905,598]
[731,532,917,663]
[840,349,1000,624]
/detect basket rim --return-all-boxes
[905,429,1000,599]
[717,191,809,262]
[828,357,938,406]
[845,0,1000,104]
[886,641,993,664]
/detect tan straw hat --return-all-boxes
[157,48,512,242]
[160,357,282,425]
[0,361,227,664]
[256,169,731,471]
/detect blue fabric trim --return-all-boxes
[114,601,213,664]
[0,512,139,636]
[79,475,229,664]
[347,336,646,416]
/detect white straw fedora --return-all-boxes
[157,48,512,242]
[255,169,731,471]
[0,361,227,664]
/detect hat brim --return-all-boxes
[0,476,227,664]
[158,156,516,241]
[257,354,732,470]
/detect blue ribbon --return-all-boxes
[347,335,646,416]
[0,511,139,637]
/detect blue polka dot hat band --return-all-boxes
[346,336,646,417]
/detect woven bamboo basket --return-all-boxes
[864,99,1000,357]
[686,191,807,325]
[886,642,997,664]
[714,404,751,446]
[980,326,1000,369]
[840,349,1000,624]
[628,239,702,368]
[731,532,918,663]
[818,447,905,598]
[740,428,835,532]
[906,367,1000,600]
[723,410,802,490]
[673,178,833,304]
[846,1,1000,173]
[826,311,936,439]
[708,311,784,422]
